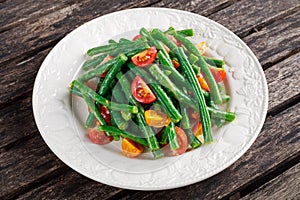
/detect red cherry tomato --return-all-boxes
[131,47,157,67]
[197,73,210,92]
[210,67,226,82]
[99,105,111,125]
[131,76,156,104]
[132,34,142,41]
[172,127,188,156]
[88,128,113,145]
[171,59,180,68]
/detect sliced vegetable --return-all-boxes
[132,34,142,41]
[210,66,227,82]
[122,138,144,158]
[99,105,111,125]
[192,122,204,144]
[144,110,171,128]
[172,127,188,155]
[88,128,113,145]
[131,76,156,104]
[197,73,210,92]
[196,41,207,55]
[131,47,157,67]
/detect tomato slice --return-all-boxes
[197,73,210,92]
[88,128,113,145]
[210,67,226,82]
[99,105,111,125]
[192,122,204,144]
[172,127,188,155]
[196,41,207,55]
[122,138,144,158]
[132,34,142,41]
[131,76,156,104]
[144,110,171,128]
[171,59,180,68]
[131,47,157,67]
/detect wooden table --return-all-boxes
[1,0,299,199]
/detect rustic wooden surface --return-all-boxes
[0,0,299,199]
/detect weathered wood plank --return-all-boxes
[0,134,66,199]
[0,0,159,65]
[266,53,300,113]
[0,48,50,105]
[209,0,300,38]
[152,0,234,16]
[121,103,300,199]
[0,0,76,32]
[241,163,300,200]
[15,170,123,200]
[243,9,300,68]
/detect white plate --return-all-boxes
[32,8,268,190]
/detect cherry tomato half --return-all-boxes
[131,47,157,67]
[192,122,204,144]
[122,138,144,158]
[88,128,113,145]
[172,127,188,156]
[197,73,210,92]
[131,76,156,104]
[210,67,226,82]
[99,105,111,125]
[132,34,142,41]
[171,59,180,68]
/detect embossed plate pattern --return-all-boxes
[32,8,268,190]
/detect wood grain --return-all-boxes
[0,0,77,32]
[244,9,300,68]
[121,103,300,199]
[242,163,300,200]
[15,170,123,200]
[266,53,300,114]
[152,0,235,16]
[0,0,159,65]
[209,0,300,38]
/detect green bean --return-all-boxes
[78,54,126,82]
[168,122,179,150]
[85,112,95,128]
[203,57,225,68]
[151,28,178,51]
[181,107,191,129]
[87,37,146,56]
[148,64,194,108]
[110,110,128,130]
[165,27,194,37]
[98,125,149,147]
[172,33,222,104]
[82,54,107,71]
[108,39,117,44]
[98,54,128,96]
[207,107,236,122]
[81,92,107,126]
[174,47,213,143]
[159,127,169,145]
[157,50,186,84]
[184,128,201,149]
[71,80,138,113]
